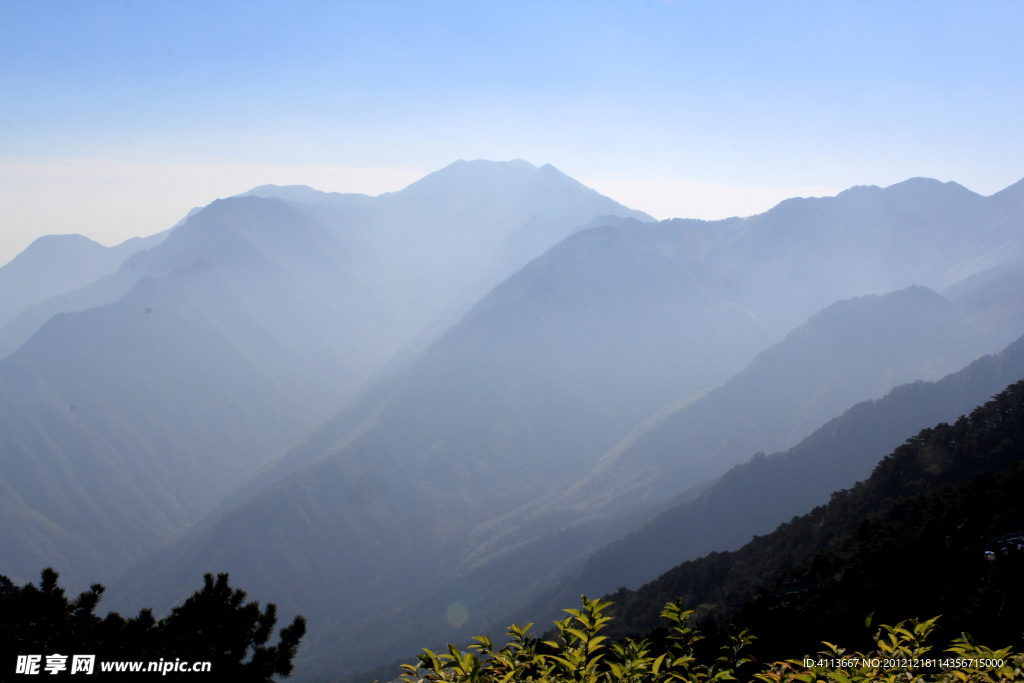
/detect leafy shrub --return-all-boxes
[400,596,1023,683]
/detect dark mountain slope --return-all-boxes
[509,332,1024,634]
[736,460,1024,659]
[0,230,168,332]
[601,376,1024,647]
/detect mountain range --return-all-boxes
[108,175,1024,676]
[0,161,649,590]
[2,161,1024,680]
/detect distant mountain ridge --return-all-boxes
[0,230,169,333]
[945,257,1024,353]
[241,159,657,353]
[0,196,403,589]
[0,160,651,363]
[0,161,656,593]
[651,176,1024,338]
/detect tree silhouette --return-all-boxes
[1,569,305,681]
[159,572,306,679]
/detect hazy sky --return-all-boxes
[2,0,1022,265]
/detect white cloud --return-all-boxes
[579,176,838,221]
[0,159,427,266]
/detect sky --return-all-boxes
[1,0,1022,265]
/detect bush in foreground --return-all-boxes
[400,596,1023,683]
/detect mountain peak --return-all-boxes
[239,184,363,204]
[885,176,946,190]
[883,176,981,201]
[25,233,105,251]
[445,158,537,170]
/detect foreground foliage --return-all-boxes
[398,382,1024,683]
[0,568,306,681]
[401,596,1023,683]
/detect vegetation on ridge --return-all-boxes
[596,376,1024,660]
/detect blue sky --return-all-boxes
[1,0,1022,263]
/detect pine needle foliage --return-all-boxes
[0,568,306,681]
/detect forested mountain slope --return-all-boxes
[508,332,1024,634]
[600,376,1024,655]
